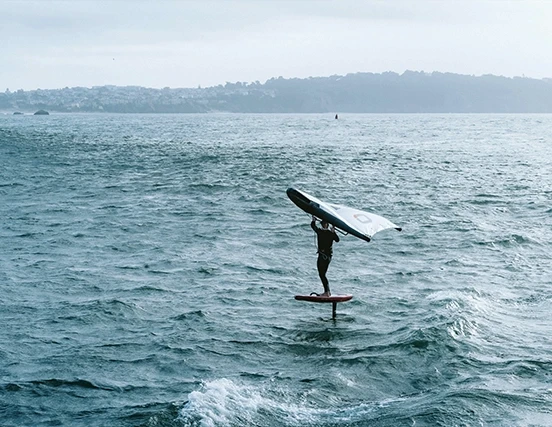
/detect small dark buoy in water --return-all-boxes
[335,114,338,119]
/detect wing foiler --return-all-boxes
[286,187,401,242]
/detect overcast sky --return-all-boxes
[2,0,552,90]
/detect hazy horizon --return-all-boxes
[2,0,552,91]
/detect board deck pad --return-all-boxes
[295,294,353,303]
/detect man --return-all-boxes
[310,215,340,296]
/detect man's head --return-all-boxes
[321,220,329,229]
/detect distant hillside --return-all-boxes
[2,71,552,113]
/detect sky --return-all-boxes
[2,0,552,90]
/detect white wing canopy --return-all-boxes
[328,203,400,239]
[287,188,401,242]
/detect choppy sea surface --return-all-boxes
[1,113,551,426]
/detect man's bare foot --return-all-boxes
[321,291,331,297]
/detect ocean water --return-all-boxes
[1,113,551,427]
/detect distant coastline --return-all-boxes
[2,71,552,113]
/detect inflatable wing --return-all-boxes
[286,187,401,242]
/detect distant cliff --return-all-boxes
[2,71,552,113]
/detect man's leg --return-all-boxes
[317,255,331,296]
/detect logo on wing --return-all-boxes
[353,213,373,224]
